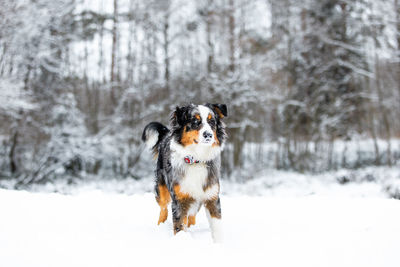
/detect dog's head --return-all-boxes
[171,103,228,147]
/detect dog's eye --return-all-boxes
[192,118,201,127]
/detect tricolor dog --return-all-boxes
[142,103,228,242]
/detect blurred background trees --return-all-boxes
[0,0,399,186]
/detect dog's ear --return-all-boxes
[206,103,228,119]
[171,106,188,127]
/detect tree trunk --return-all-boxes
[23,64,31,90]
[98,0,105,83]
[396,0,400,52]
[374,54,392,166]
[110,0,118,104]
[395,0,400,107]
[327,136,334,170]
[366,76,380,164]
[228,0,235,72]
[127,0,135,84]
[206,0,214,87]
[232,127,244,169]
[9,130,18,175]
[163,12,170,93]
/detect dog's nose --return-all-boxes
[203,131,213,139]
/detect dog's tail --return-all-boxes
[142,122,170,158]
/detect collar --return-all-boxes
[184,155,200,165]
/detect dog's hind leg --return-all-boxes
[155,183,171,225]
[187,215,196,227]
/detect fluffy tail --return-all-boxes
[142,122,170,157]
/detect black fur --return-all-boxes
[206,103,228,118]
[142,104,228,238]
[142,122,169,155]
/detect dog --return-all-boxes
[142,103,227,242]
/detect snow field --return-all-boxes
[0,189,399,267]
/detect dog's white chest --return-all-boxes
[180,164,218,201]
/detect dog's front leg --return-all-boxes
[172,199,194,234]
[171,200,184,234]
[172,185,194,234]
[205,197,223,242]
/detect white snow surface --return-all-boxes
[1,188,399,267]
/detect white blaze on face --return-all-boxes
[198,105,214,145]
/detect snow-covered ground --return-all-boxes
[1,187,399,267]
[2,166,398,198]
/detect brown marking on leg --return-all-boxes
[173,184,190,200]
[173,199,193,234]
[188,215,196,227]
[205,199,221,219]
[202,183,220,201]
[180,126,199,146]
[158,209,168,225]
[156,184,171,225]
[173,184,195,233]
[205,198,223,242]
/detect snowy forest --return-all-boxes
[1,0,400,190]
